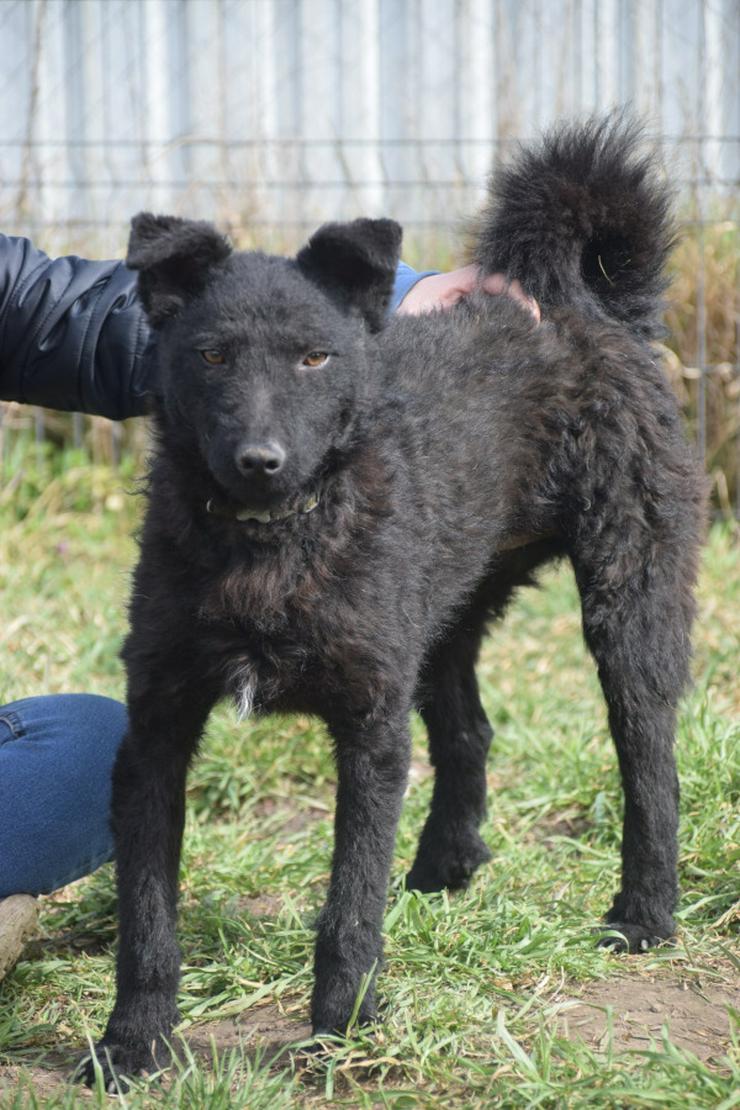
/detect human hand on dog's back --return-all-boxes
[396,263,540,321]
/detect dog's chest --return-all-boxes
[226,657,260,719]
[213,620,323,720]
[197,537,390,719]
[211,625,294,711]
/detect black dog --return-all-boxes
[81,118,705,1085]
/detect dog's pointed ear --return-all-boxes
[296,218,402,332]
[126,213,233,326]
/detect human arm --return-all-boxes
[390,261,442,314]
[0,234,155,420]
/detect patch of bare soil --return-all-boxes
[187,1002,311,1060]
[1,1062,92,1101]
[234,892,288,919]
[534,810,592,842]
[253,797,329,838]
[0,1005,312,1100]
[558,968,740,1064]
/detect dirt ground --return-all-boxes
[2,965,738,1101]
[183,968,740,1067]
[2,793,737,1098]
[557,966,740,1064]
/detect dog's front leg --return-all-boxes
[312,711,411,1035]
[80,671,217,1089]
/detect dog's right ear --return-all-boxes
[126,213,233,326]
[296,218,402,332]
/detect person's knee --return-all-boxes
[60,694,128,739]
[0,694,125,896]
[2,691,126,727]
[17,694,127,753]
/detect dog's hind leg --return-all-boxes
[569,510,700,953]
[407,621,493,893]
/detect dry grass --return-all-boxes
[663,215,739,511]
[665,219,737,369]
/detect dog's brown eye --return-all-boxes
[301,351,329,369]
[200,349,225,366]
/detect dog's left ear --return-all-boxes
[296,218,402,332]
[127,213,233,326]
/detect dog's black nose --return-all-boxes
[235,441,286,477]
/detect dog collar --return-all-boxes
[206,490,320,524]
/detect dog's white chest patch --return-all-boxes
[227,661,258,720]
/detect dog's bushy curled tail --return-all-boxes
[473,115,674,339]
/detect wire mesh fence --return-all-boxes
[0,0,737,509]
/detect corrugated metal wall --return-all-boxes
[0,0,737,257]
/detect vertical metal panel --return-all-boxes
[142,0,174,217]
[593,0,620,109]
[34,0,66,234]
[378,0,413,225]
[337,0,382,216]
[297,0,343,227]
[695,0,707,460]
[0,1,34,226]
[456,0,495,198]
[633,0,658,120]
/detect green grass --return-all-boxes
[0,445,738,1107]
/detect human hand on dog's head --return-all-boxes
[396,264,540,322]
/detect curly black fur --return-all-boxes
[473,114,675,338]
[78,117,705,1088]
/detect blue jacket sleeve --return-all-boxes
[0,234,156,420]
[390,262,439,313]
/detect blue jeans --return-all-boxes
[0,694,127,897]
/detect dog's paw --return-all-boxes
[308,1003,377,1040]
[301,1028,344,1055]
[75,1037,171,1092]
[304,1015,376,1051]
[406,828,491,893]
[310,986,378,1042]
[291,1027,348,1068]
[597,922,674,954]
